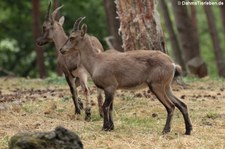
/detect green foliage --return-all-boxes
[62,0,108,43]
[0,0,34,77]
[0,0,108,77]
[159,3,225,78]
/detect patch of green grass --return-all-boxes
[183,76,200,83]
[204,112,221,120]
[183,76,225,85]
[116,116,160,135]
[44,76,67,85]
[60,96,70,102]
[201,112,221,126]
[121,94,135,101]
[56,109,65,113]
[22,105,34,113]
[211,77,225,82]
[21,102,40,113]
[0,136,10,149]
[121,116,155,126]
[90,113,102,122]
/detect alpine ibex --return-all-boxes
[60,21,193,135]
[36,3,104,121]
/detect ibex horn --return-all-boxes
[45,1,52,20]
[73,17,82,31]
[51,5,64,21]
[73,17,86,31]
[77,17,86,30]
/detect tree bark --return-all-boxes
[203,1,225,77]
[219,0,225,35]
[158,0,185,70]
[171,0,200,62]
[115,0,167,53]
[171,0,207,77]
[104,0,123,51]
[190,1,200,55]
[32,0,46,78]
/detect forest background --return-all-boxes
[0,0,224,78]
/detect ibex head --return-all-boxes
[60,17,87,54]
[36,2,64,46]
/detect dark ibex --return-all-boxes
[60,21,193,135]
[36,3,104,120]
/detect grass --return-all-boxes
[0,77,225,149]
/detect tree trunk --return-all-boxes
[115,0,167,53]
[32,0,46,78]
[171,0,207,77]
[219,0,225,35]
[203,1,225,77]
[104,0,123,51]
[158,0,185,70]
[190,1,200,55]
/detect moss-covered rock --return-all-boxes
[9,126,83,149]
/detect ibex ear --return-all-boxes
[81,24,87,37]
[58,16,65,26]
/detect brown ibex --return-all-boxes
[60,21,193,135]
[36,3,104,120]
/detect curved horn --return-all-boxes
[51,5,64,21]
[73,17,86,31]
[45,1,52,20]
[73,17,82,31]
[77,17,86,30]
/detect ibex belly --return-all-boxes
[118,82,148,90]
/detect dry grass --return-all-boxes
[0,77,225,149]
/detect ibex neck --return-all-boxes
[79,36,99,75]
[53,28,68,55]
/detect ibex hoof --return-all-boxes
[185,131,191,135]
[84,108,91,122]
[102,123,114,131]
[185,127,192,135]
[185,129,191,135]
[75,109,81,115]
[162,129,171,134]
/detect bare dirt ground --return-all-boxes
[0,77,225,149]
